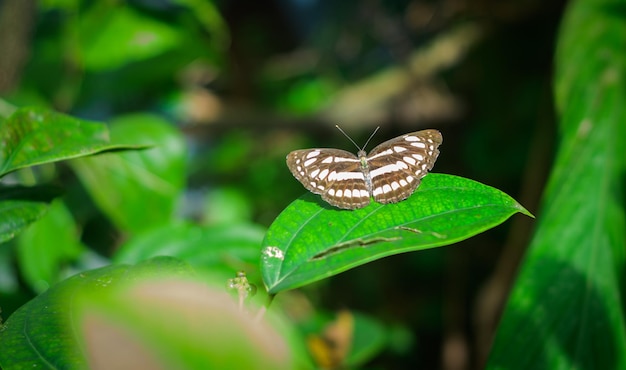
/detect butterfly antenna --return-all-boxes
[335,125,380,151]
[363,126,380,150]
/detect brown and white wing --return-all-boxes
[286,149,371,209]
[366,129,442,204]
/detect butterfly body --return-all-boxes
[287,129,443,210]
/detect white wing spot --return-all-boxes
[372,187,383,196]
[336,189,343,197]
[328,189,335,196]
[412,153,424,161]
[360,189,369,197]
[405,136,419,142]
[344,189,352,198]
[394,146,407,153]
[411,142,427,149]
[304,158,317,167]
[319,168,329,180]
[382,184,392,194]
[306,151,321,159]
[400,179,408,187]
[406,176,414,183]
[391,181,400,190]
[335,172,365,181]
[370,163,405,177]
[368,148,394,160]
[322,157,334,164]
[403,156,416,165]
[334,157,359,163]
[310,168,320,178]
[317,184,325,190]
[396,161,408,169]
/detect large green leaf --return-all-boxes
[0,107,141,178]
[0,257,194,369]
[0,106,142,243]
[261,174,531,294]
[0,185,63,244]
[72,113,186,233]
[0,257,303,369]
[487,0,626,368]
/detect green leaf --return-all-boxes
[80,6,181,71]
[173,0,230,50]
[0,185,63,244]
[0,107,141,178]
[0,257,194,369]
[74,280,300,369]
[114,222,266,277]
[487,0,626,368]
[16,200,84,293]
[72,113,186,233]
[203,187,253,225]
[348,313,387,367]
[0,257,303,369]
[261,174,531,294]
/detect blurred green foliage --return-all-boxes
[1,0,623,369]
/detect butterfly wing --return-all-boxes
[366,129,442,204]
[286,149,371,209]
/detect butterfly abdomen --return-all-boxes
[358,150,373,194]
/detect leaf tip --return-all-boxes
[516,203,535,219]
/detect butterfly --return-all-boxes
[286,127,442,209]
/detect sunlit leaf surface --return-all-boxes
[487,0,626,367]
[261,174,531,294]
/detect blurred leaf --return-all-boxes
[203,187,253,225]
[0,185,63,244]
[0,244,18,291]
[75,279,299,369]
[209,131,253,173]
[114,221,265,278]
[16,200,84,293]
[276,77,335,115]
[0,107,141,178]
[348,312,387,367]
[40,0,79,11]
[80,6,181,71]
[0,257,190,368]
[487,0,626,368]
[173,0,230,50]
[0,256,305,369]
[261,174,531,294]
[72,113,186,233]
